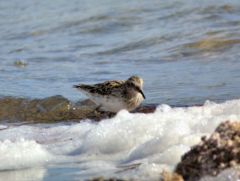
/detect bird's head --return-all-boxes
[127,76,145,99]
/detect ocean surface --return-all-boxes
[0,0,240,180]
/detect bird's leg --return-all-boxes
[94,105,116,118]
[108,112,116,118]
[94,104,108,116]
[94,105,107,119]
[95,104,103,113]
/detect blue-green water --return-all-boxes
[1,0,240,181]
[1,0,240,105]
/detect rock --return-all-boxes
[185,38,240,52]
[86,171,184,181]
[14,60,28,68]
[86,177,129,181]
[161,171,184,181]
[0,96,71,123]
[175,121,240,181]
[0,96,157,123]
[133,103,156,113]
[199,167,240,181]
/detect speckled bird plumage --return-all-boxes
[74,76,145,113]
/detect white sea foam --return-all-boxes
[0,99,240,180]
[0,168,46,181]
[0,139,51,171]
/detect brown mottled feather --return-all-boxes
[74,80,125,96]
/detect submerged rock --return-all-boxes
[0,96,157,123]
[175,121,240,181]
[86,177,129,181]
[185,38,240,52]
[14,60,28,68]
[86,172,184,181]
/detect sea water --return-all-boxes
[0,0,240,105]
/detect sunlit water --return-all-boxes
[1,0,240,104]
[0,0,240,180]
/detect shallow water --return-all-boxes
[1,0,240,105]
[1,0,240,180]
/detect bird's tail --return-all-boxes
[73,84,81,88]
[73,84,94,91]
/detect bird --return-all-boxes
[73,76,145,113]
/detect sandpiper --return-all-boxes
[73,76,145,113]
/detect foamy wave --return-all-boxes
[0,139,51,171]
[0,99,240,180]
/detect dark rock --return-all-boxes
[0,96,71,123]
[175,121,240,181]
[0,96,157,123]
[133,103,156,113]
[199,168,240,181]
[86,177,129,181]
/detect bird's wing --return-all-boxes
[94,80,125,95]
[74,80,125,96]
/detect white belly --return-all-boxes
[91,95,127,112]
[79,89,144,113]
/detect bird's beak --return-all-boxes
[139,89,146,99]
